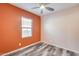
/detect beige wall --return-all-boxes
[41,5,79,53]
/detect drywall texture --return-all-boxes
[41,5,79,53]
[0,4,41,54]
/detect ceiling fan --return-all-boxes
[32,3,54,14]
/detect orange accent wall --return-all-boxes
[0,3,41,54]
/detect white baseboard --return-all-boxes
[1,41,41,56]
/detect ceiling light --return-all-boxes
[40,5,45,9]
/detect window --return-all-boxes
[21,16,32,38]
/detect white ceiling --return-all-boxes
[11,3,79,16]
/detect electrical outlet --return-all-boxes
[19,43,21,46]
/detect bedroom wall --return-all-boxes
[41,5,79,53]
[0,3,41,54]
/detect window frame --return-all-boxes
[21,16,32,38]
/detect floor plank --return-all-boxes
[5,42,79,56]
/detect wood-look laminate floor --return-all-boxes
[5,42,79,56]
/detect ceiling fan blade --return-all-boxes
[32,7,40,9]
[41,9,43,14]
[46,7,54,11]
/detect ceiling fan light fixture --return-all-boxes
[32,3,54,14]
[40,5,45,9]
